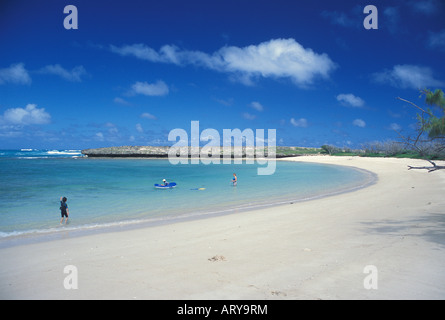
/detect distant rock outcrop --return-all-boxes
[81,146,322,158]
[81,146,170,157]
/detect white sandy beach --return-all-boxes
[1,156,444,300]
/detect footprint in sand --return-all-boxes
[208,255,226,262]
[271,290,287,297]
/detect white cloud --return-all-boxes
[249,101,264,112]
[140,112,157,120]
[39,64,87,82]
[321,6,363,28]
[215,97,234,107]
[352,119,366,128]
[321,10,357,27]
[373,64,445,89]
[243,112,256,120]
[213,39,336,87]
[111,38,337,88]
[0,63,31,85]
[131,80,169,96]
[0,104,51,125]
[290,118,308,128]
[110,44,181,64]
[383,7,401,34]
[428,29,445,51]
[113,97,131,106]
[135,123,143,133]
[95,132,104,141]
[390,123,402,131]
[105,122,118,134]
[336,93,365,108]
[408,0,441,15]
[111,43,157,61]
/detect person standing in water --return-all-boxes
[60,196,69,225]
[232,173,237,186]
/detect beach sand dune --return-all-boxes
[1,156,444,300]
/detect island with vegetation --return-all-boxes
[82,89,445,171]
[81,146,323,158]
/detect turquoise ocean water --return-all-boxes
[0,149,375,242]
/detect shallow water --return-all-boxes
[0,152,375,240]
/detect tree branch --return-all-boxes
[407,164,445,172]
[407,159,445,172]
[393,128,423,154]
[396,92,445,172]
[396,97,432,115]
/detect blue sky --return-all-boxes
[0,0,444,150]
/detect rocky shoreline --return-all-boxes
[81,146,322,158]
